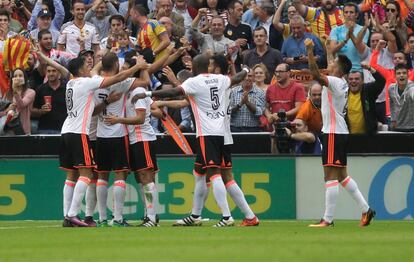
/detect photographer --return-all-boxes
[284,118,321,155]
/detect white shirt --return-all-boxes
[224,87,233,145]
[58,22,100,56]
[181,74,231,137]
[96,78,136,138]
[61,76,105,135]
[100,36,137,50]
[321,76,349,134]
[127,87,157,143]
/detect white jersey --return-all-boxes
[127,87,157,144]
[95,78,135,138]
[61,76,105,135]
[58,22,100,56]
[181,74,231,137]
[321,76,349,134]
[224,87,233,145]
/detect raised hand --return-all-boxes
[304,38,314,52]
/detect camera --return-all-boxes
[273,109,293,153]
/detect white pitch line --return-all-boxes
[0,225,60,230]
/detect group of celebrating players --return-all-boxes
[59,48,259,227]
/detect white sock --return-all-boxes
[143,182,157,222]
[137,183,147,217]
[113,180,126,221]
[226,180,255,219]
[63,180,76,216]
[323,180,339,223]
[211,175,231,217]
[85,180,97,217]
[341,176,369,213]
[191,170,208,216]
[96,179,108,221]
[67,177,90,217]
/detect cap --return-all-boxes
[78,49,95,57]
[37,10,52,18]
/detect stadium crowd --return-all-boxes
[0,0,414,138]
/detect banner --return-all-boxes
[296,156,414,220]
[0,157,296,220]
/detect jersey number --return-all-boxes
[66,88,73,111]
[98,93,109,115]
[210,87,220,110]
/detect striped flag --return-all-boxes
[0,53,10,97]
[2,35,31,72]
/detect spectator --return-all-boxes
[346,67,386,135]
[173,0,198,41]
[0,8,17,52]
[264,63,306,122]
[406,33,414,69]
[129,4,171,62]
[329,2,369,72]
[27,0,65,32]
[78,49,95,71]
[242,0,260,30]
[273,0,302,39]
[31,50,69,134]
[198,0,228,33]
[3,68,35,135]
[295,81,322,133]
[389,64,414,131]
[230,69,266,132]
[252,63,269,91]
[0,3,23,34]
[281,15,325,70]
[191,11,234,54]
[85,0,120,41]
[284,118,322,154]
[30,10,61,48]
[57,0,100,56]
[149,0,185,38]
[224,0,253,70]
[384,0,408,50]
[256,1,274,43]
[114,30,134,59]
[37,29,75,69]
[243,26,282,83]
[100,15,137,50]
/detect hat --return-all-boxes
[37,10,52,18]
[78,49,95,57]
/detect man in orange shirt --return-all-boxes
[296,81,322,133]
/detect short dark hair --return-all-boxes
[192,54,210,75]
[68,57,85,77]
[343,2,358,13]
[407,33,414,42]
[109,14,125,25]
[101,52,119,72]
[0,8,10,20]
[337,54,352,75]
[132,4,148,16]
[253,26,267,36]
[228,0,243,10]
[395,63,408,72]
[349,70,363,78]
[38,29,51,41]
[211,54,229,74]
[72,0,85,9]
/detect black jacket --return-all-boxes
[346,71,386,135]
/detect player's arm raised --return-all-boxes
[230,68,248,87]
[305,38,328,87]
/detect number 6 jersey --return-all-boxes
[180,74,231,137]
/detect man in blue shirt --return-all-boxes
[281,15,325,70]
[329,2,369,72]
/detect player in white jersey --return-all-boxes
[92,53,150,227]
[305,38,375,228]
[133,54,249,226]
[105,86,164,227]
[162,59,259,227]
[59,54,146,227]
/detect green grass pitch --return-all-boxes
[0,220,412,262]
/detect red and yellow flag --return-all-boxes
[2,35,31,72]
[0,53,10,97]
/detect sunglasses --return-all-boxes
[386,8,396,13]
